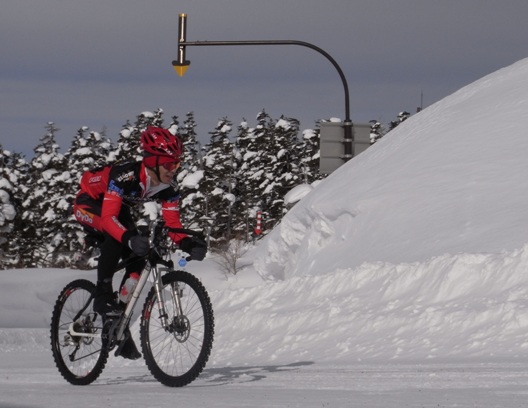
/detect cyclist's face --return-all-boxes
[158,161,180,184]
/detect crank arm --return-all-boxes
[68,322,101,338]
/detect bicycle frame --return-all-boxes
[68,221,195,346]
[116,261,185,342]
[67,262,174,343]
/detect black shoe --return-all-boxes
[116,334,142,360]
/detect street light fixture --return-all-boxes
[172,13,354,160]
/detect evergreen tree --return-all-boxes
[231,119,253,239]
[65,126,116,174]
[236,112,320,236]
[299,123,325,182]
[236,110,275,236]
[3,150,30,268]
[20,123,73,266]
[388,111,410,131]
[369,120,385,145]
[0,146,18,267]
[176,112,206,229]
[179,112,201,167]
[260,115,303,225]
[236,111,305,233]
[91,128,117,166]
[201,118,237,244]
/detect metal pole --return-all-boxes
[178,15,187,63]
[173,14,190,76]
[180,39,354,159]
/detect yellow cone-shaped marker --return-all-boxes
[172,57,190,77]
[173,63,190,77]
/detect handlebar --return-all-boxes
[165,227,205,240]
[140,223,194,267]
[151,221,206,247]
[98,221,206,272]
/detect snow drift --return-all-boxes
[253,58,528,281]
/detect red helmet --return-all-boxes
[140,127,183,164]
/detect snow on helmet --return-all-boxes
[140,127,183,167]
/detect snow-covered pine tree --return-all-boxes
[176,112,206,229]
[231,119,253,239]
[201,118,237,244]
[91,128,117,166]
[236,110,280,237]
[299,123,325,182]
[65,126,116,175]
[262,115,303,225]
[0,146,18,267]
[179,112,201,167]
[369,120,385,145]
[388,111,410,131]
[1,149,30,268]
[20,123,75,266]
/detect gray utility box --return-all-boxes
[319,121,370,173]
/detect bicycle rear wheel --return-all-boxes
[140,270,214,387]
[50,279,108,385]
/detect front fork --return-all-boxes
[152,266,184,331]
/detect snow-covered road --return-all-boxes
[2,347,528,407]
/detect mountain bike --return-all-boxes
[50,220,214,387]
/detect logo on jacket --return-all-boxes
[108,180,124,196]
[75,208,94,224]
[117,171,135,182]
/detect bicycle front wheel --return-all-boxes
[140,270,214,387]
[50,279,108,385]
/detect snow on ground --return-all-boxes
[4,58,528,406]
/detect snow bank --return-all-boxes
[211,244,528,365]
[253,58,528,281]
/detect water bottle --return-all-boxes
[118,272,140,304]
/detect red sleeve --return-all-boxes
[101,192,128,242]
[162,200,188,244]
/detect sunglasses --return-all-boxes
[161,161,181,171]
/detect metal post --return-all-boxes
[173,14,190,76]
[343,120,354,159]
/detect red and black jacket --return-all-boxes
[78,161,186,244]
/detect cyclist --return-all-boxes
[73,127,207,359]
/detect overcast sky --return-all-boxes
[2,0,528,157]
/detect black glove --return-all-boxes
[127,233,150,256]
[179,236,207,261]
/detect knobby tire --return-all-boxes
[50,279,108,385]
[140,270,214,387]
